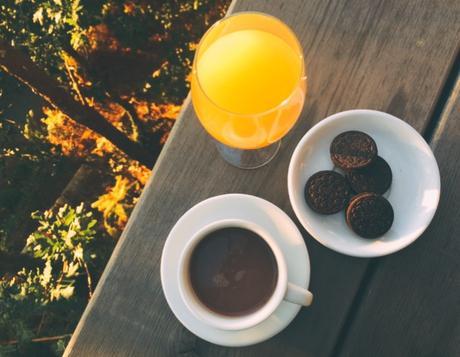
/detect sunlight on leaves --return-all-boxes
[92,176,132,237]
[33,8,44,25]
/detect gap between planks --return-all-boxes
[330,47,460,357]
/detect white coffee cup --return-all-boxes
[177,218,313,331]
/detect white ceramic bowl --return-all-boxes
[288,109,440,257]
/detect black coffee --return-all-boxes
[189,227,278,316]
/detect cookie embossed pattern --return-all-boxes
[303,129,394,238]
[330,130,377,170]
[304,171,351,214]
[288,110,440,257]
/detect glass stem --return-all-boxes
[214,140,281,169]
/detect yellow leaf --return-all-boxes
[52,285,75,300]
[65,229,76,247]
[74,245,83,261]
[33,7,44,25]
[66,261,79,277]
[42,260,52,285]
[92,176,132,236]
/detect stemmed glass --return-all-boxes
[191,12,306,169]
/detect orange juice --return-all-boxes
[192,15,306,150]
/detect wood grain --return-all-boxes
[65,0,460,356]
[337,75,460,357]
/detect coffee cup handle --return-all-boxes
[284,282,313,306]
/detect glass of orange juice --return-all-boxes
[191,12,306,169]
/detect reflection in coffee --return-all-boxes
[189,227,278,316]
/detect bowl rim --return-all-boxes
[287,109,441,257]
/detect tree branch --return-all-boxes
[0,334,72,346]
[63,54,86,105]
[81,259,93,299]
[0,41,154,167]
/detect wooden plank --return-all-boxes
[337,75,460,357]
[65,0,460,356]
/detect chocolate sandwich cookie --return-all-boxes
[305,170,351,214]
[330,131,377,170]
[346,156,392,194]
[346,192,394,238]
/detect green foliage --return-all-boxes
[52,338,67,355]
[0,0,227,101]
[0,139,62,252]
[0,77,71,251]
[0,203,103,354]
[0,0,94,78]
[117,0,228,103]
[24,203,98,302]
[0,1,229,354]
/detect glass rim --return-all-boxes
[192,11,305,117]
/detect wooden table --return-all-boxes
[65,1,460,356]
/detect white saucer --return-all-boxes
[160,194,310,347]
[288,109,440,257]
